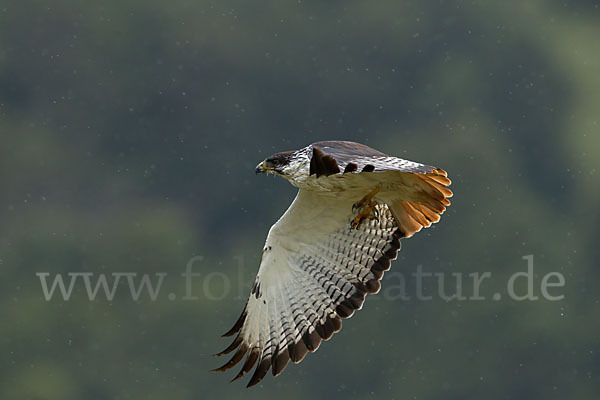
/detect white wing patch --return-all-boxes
[213,190,402,387]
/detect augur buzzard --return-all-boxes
[213,140,452,386]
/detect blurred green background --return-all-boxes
[1,0,599,399]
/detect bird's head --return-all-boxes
[255,149,308,178]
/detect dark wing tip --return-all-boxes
[213,334,243,357]
[288,340,309,363]
[211,343,249,372]
[222,308,247,337]
[319,317,335,340]
[302,329,322,352]
[230,372,245,383]
[230,348,260,382]
[272,349,291,376]
[365,227,402,293]
[246,356,272,388]
[335,302,354,318]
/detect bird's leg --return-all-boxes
[350,187,380,229]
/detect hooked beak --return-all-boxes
[255,161,274,174]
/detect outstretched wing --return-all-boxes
[309,141,453,238]
[213,189,403,387]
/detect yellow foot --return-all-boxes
[350,187,380,229]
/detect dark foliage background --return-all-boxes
[1,1,598,399]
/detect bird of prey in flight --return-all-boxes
[213,140,452,387]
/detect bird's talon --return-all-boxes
[350,188,381,230]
